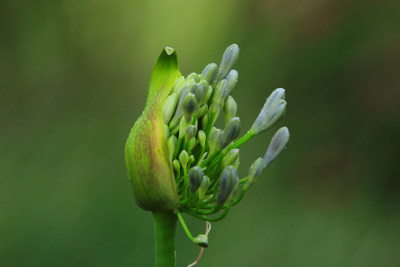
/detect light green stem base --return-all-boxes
[152,211,178,267]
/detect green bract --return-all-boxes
[125,44,290,247]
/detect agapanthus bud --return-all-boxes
[221,117,241,149]
[198,81,209,105]
[243,157,264,190]
[209,127,223,155]
[179,150,189,170]
[198,104,208,118]
[251,99,287,135]
[210,80,227,116]
[171,76,185,94]
[222,148,240,167]
[224,96,237,125]
[191,83,203,103]
[186,72,200,82]
[217,166,239,206]
[125,47,179,211]
[164,124,170,139]
[263,127,290,168]
[201,63,217,84]
[201,115,209,129]
[193,234,208,248]
[182,93,197,122]
[216,44,239,82]
[188,166,204,193]
[172,159,181,178]
[226,70,238,95]
[202,85,213,105]
[198,175,210,199]
[168,135,177,160]
[163,93,178,124]
[185,125,197,141]
[198,130,206,148]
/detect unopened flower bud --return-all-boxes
[198,130,206,148]
[244,157,264,190]
[171,76,185,94]
[172,159,180,178]
[202,85,213,105]
[216,44,239,82]
[168,135,177,160]
[186,72,200,82]
[226,70,238,95]
[210,80,227,116]
[188,166,204,193]
[209,127,223,155]
[191,84,203,103]
[163,93,178,124]
[164,124,170,139]
[198,175,210,199]
[201,63,217,84]
[263,127,290,168]
[221,117,241,149]
[217,166,239,206]
[224,96,237,126]
[251,99,286,135]
[185,125,197,141]
[198,104,208,118]
[222,148,240,167]
[179,150,189,170]
[193,234,208,248]
[183,93,197,122]
[201,114,209,129]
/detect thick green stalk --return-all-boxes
[152,211,178,267]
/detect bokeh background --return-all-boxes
[1,0,400,266]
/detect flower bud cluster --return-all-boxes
[160,44,290,222]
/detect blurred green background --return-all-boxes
[1,0,400,266]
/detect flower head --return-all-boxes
[125,44,290,246]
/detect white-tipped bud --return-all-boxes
[216,44,239,82]
[201,63,217,84]
[217,166,239,206]
[188,166,204,193]
[169,81,196,128]
[209,127,223,155]
[198,130,206,149]
[251,99,287,135]
[222,149,240,167]
[221,117,241,149]
[243,157,264,190]
[182,93,197,122]
[226,70,238,95]
[168,135,177,160]
[224,96,237,126]
[263,127,290,168]
[163,93,178,124]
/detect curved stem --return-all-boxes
[152,211,177,267]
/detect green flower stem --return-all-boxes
[152,211,178,267]
[227,131,254,151]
